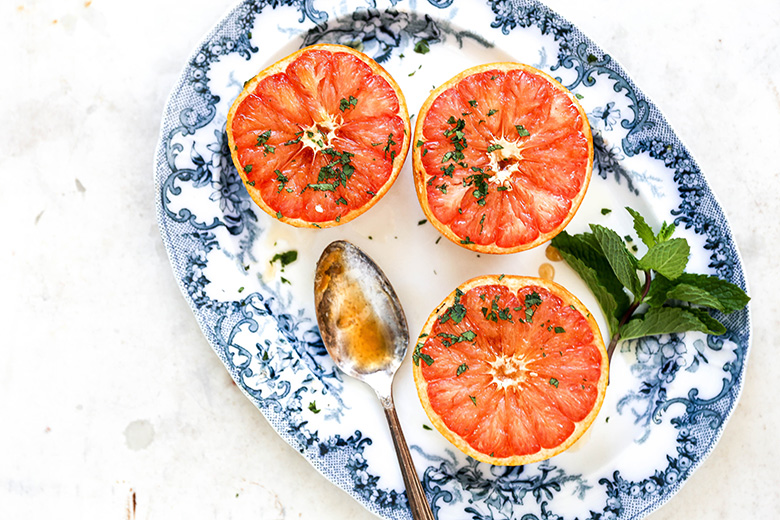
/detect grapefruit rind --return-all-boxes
[226,44,411,228]
[412,275,608,466]
[412,63,593,253]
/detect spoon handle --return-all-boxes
[381,399,435,520]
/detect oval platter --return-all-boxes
[153,1,752,519]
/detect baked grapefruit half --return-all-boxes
[413,275,608,466]
[413,63,593,253]
[226,44,411,227]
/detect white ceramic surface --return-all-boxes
[154,2,750,519]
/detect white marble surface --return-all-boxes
[2,0,779,518]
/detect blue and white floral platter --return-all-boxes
[153,1,752,519]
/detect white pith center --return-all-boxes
[300,114,341,156]
[489,354,534,389]
[487,137,525,190]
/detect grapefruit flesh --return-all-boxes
[413,275,608,465]
[227,44,410,227]
[413,64,593,253]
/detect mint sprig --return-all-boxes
[551,207,749,359]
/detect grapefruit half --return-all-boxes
[226,44,411,227]
[412,275,608,466]
[412,63,593,253]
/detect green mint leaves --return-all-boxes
[636,239,690,279]
[625,207,655,248]
[619,307,726,340]
[645,273,749,313]
[550,207,749,355]
[549,230,630,334]
[591,224,642,298]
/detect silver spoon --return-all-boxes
[314,240,434,520]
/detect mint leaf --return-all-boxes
[686,308,727,336]
[666,283,727,311]
[626,207,656,249]
[644,274,676,308]
[552,231,630,334]
[657,222,676,242]
[638,239,689,280]
[680,273,750,313]
[591,224,642,298]
[620,306,724,340]
[555,248,620,335]
[645,273,749,313]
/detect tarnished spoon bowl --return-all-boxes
[314,240,434,520]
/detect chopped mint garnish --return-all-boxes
[339,95,358,112]
[412,342,434,366]
[270,250,298,268]
[439,288,467,324]
[514,124,530,137]
[437,330,476,347]
[414,39,430,54]
[255,130,271,147]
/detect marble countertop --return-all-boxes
[2,0,778,518]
